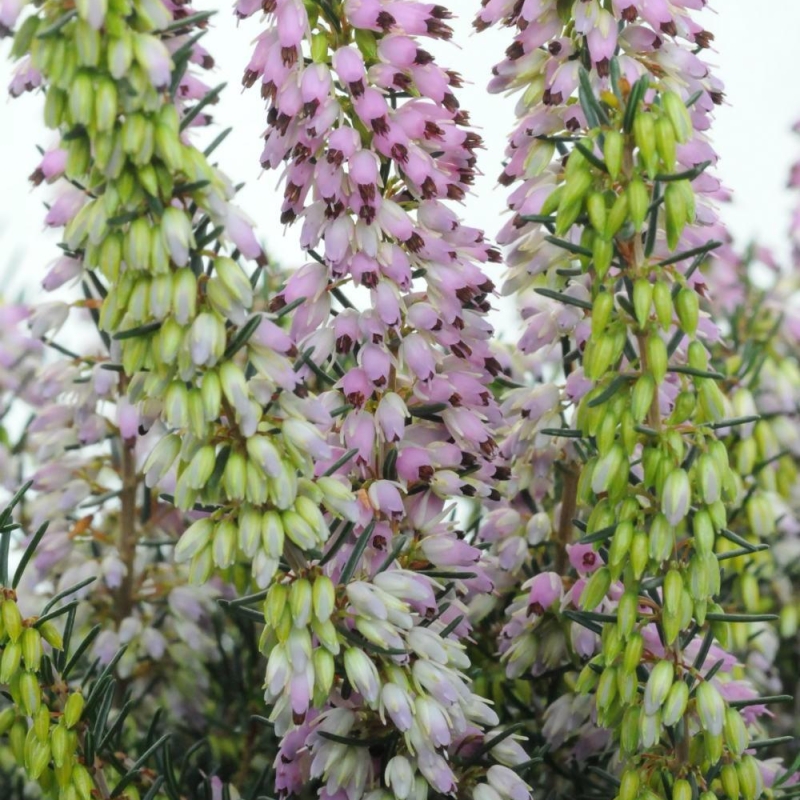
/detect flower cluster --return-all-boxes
[472,0,798,798]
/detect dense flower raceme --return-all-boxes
[473,1,796,799]
[7,0,533,798]
[230,2,536,799]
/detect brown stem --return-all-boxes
[555,467,579,573]
[115,435,139,624]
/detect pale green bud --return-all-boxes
[19,671,41,716]
[633,279,653,329]
[663,569,683,615]
[640,709,662,748]
[72,762,94,800]
[672,779,691,800]
[174,517,215,564]
[634,111,657,176]
[623,632,643,674]
[675,287,699,337]
[596,666,618,712]
[655,115,676,171]
[593,237,613,279]
[261,511,285,559]
[171,268,197,325]
[289,578,313,628]
[604,130,623,180]
[608,520,633,568]
[631,373,656,423]
[628,179,649,231]
[661,679,689,727]
[189,546,214,585]
[662,91,693,143]
[313,648,335,696]
[0,706,15,735]
[738,755,762,800]
[620,706,640,755]
[311,617,340,654]
[630,531,649,580]
[617,591,638,638]
[652,280,673,330]
[296,496,328,542]
[606,190,628,239]
[20,628,42,673]
[580,566,611,611]
[592,444,625,495]
[648,512,674,562]
[643,659,673,715]
[723,707,748,757]
[215,257,254,308]
[223,449,247,502]
[587,192,607,236]
[662,468,690,525]
[646,333,668,384]
[592,291,614,338]
[2,601,23,642]
[28,739,50,780]
[238,507,262,559]
[281,510,317,551]
[618,770,640,800]
[0,641,21,684]
[312,575,336,623]
[212,520,238,569]
[184,444,216,490]
[695,680,725,736]
[720,764,739,799]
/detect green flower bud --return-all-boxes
[37,620,63,651]
[556,169,592,236]
[617,591,638,638]
[0,641,22,684]
[640,708,662,748]
[604,130,623,180]
[672,779,692,800]
[662,468,690,525]
[633,278,653,329]
[627,179,649,231]
[620,706,640,755]
[698,379,728,423]
[223,449,247,502]
[540,185,563,217]
[2,601,23,642]
[663,91,693,143]
[630,531,649,580]
[20,628,42,672]
[312,575,336,623]
[618,770,640,800]
[631,373,656,423]
[19,671,41,716]
[675,287,699,336]
[723,707,748,757]
[72,762,95,800]
[623,631,643,674]
[596,666,618,712]
[212,519,238,569]
[695,680,725,736]
[609,520,633,568]
[643,659,673,715]
[580,567,611,611]
[593,236,614,279]
[648,512,674,562]
[311,617,340,654]
[296,496,328,542]
[126,217,152,271]
[94,77,118,132]
[738,755,762,800]
[28,739,50,780]
[652,280,673,330]
[184,444,216,490]
[634,112,657,176]
[313,648,335,696]
[655,116,677,171]
[281,510,317,550]
[720,764,739,799]
[661,679,689,727]
[645,333,668,384]
[289,578,313,628]
[663,569,683,615]
[587,192,607,236]
[0,706,15,735]
[592,444,625,495]
[261,511,285,559]
[174,517,215,564]
[604,191,628,241]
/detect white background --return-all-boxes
[1,1,798,302]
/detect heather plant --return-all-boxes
[0,0,797,799]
